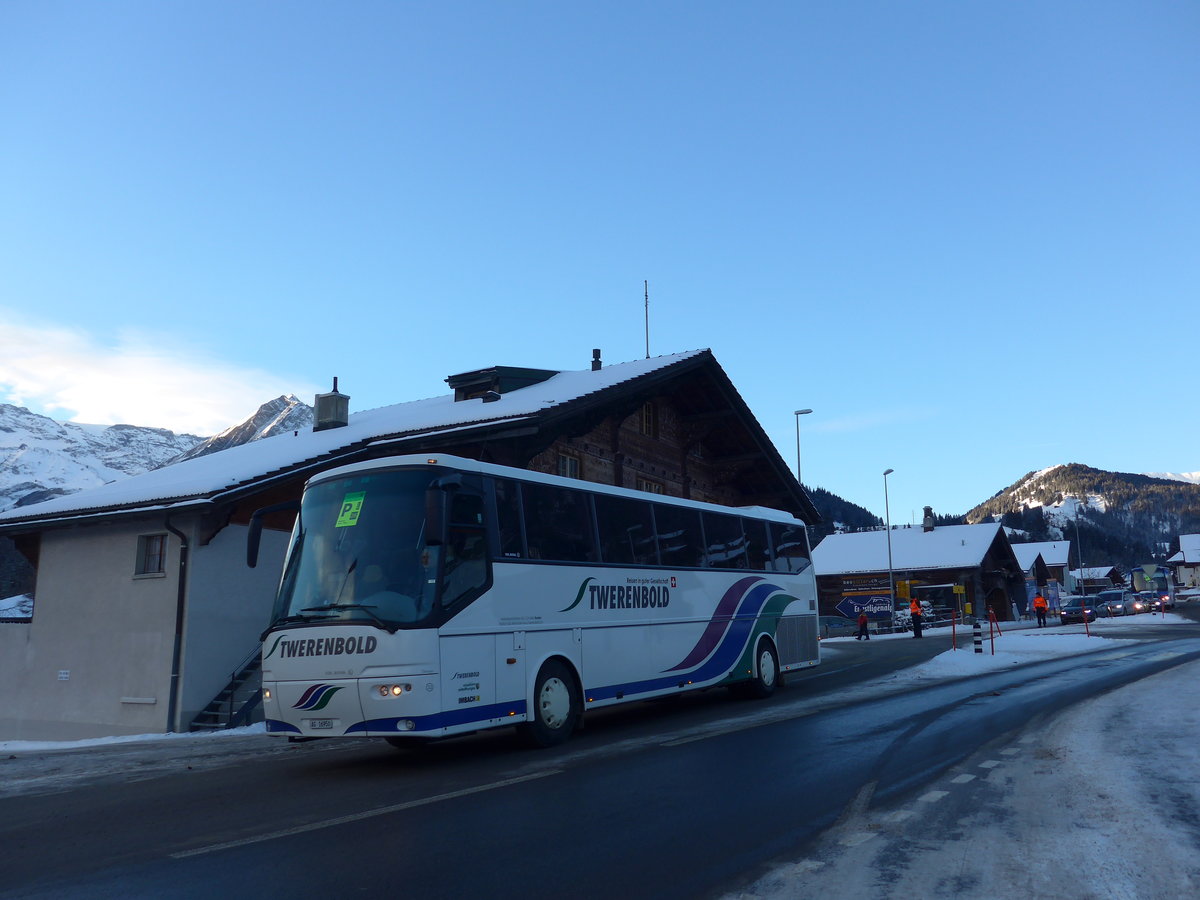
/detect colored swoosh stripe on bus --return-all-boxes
[560,577,596,613]
[585,584,795,702]
[293,684,345,710]
[665,575,764,672]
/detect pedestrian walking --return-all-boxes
[1033,592,1048,627]
[856,610,870,640]
[910,598,923,638]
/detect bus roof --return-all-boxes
[306,454,806,526]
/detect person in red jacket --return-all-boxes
[1033,592,1048,627]
[856,610,870,641]
[910,598,924,638]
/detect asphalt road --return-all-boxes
[3,619,1198,900]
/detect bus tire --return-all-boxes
[521,659,580,748]
[742,638,780,700]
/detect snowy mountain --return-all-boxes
[1145,471,1200,486]
[964,463,1200,568]
[0,405,204,512]
[169,395,313,463]
[0,396,315,512]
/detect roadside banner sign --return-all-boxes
[837,574,893,619]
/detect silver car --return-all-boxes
[1094,589,1135,616]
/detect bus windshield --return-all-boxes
[273,469,441,630]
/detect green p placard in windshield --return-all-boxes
[335,492,366,527]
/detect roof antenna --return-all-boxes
[644,279,650,359]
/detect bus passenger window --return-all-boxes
[594,494,658,565]
[494,479,525,558]
[703,513,748,569]
[653,504,703,568]
[443,493,488,606]
[742,519,769,570]
[768,522,811,573]
[522,483,598,563]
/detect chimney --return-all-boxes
[314,377,350,431]
[922,506,935,532]
[591,348,602,371]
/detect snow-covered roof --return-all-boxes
[0,351,707,526]
[1011,540,1071,572]
[1069,566,1118,580]
[1176,534,1200,564]
[812,523,1005,576]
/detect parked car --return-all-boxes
[1137,591,1164,613]
[1094,589,1135,616]
[1059,602,1097,624]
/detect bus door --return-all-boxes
[496,631,526,711]
[440,634,497,713]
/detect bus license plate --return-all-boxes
[306,718,335,730]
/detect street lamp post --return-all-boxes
[883,468,895,631]
[793,409,813,485]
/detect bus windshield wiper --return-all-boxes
[301,603,399,633]
[277,612,336,624]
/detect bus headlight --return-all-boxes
[263,688,271,701]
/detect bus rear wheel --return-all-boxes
[737,639,780,699]
[521,659,580,748]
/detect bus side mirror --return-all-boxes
[247,500,300,567]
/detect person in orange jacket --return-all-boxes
[856,610,870,641]
[1033,592,1048,627]
[909,598,923,638]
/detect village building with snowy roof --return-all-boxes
[1166,533,1200,590]
[1068,565,1123,592]
[811,516,1026,624]
[1008,539,1075,599]
[0,349,818,741]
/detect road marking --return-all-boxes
[1019,735,1036,744]
[170,769,563,859]
[951,774,976,784]
[918,790,948,804]
[1001,748,1021,756]
[882,810,913,823]
[979,760,1002,769]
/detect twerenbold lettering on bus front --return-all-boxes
[281,635,378,658]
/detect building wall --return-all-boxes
[178,523,290,728]
[0,520,180,741]
[528,400,744,506]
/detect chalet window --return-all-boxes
[639,402,658,438]
[636,477,664,494]
[557,452,581,480]
[135,534,167,576]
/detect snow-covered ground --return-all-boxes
[2,613,1196,898]
[732,612,1200,899]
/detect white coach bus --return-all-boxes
[249,454,819,747]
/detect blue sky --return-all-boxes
[1,1,1196,520]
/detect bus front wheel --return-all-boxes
[521,659,580,748]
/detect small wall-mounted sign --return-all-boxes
[57,670,70,681]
